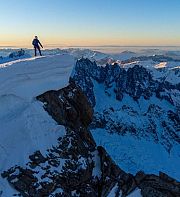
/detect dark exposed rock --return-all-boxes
[1,81,180,197]
[37,82,93,129]
[71,58,180,153]
[9,49,25,59]
[138,173,180,197]
[29,151,47,166]
[71,58,179,105]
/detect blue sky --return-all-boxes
[0,0,180,46]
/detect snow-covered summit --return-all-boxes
[0,54,74,195]
[0,54,74,100]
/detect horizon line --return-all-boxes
[1,45,180,49]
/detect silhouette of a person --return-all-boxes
[32,36,43,56]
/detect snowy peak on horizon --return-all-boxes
[1,47,180,86]
[1,47,180,64]
[120,55,180,85]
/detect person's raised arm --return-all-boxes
[38,40,43,48]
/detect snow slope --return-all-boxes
[121,60,180,84]
[0,54,75,195]
[91,81,180,180]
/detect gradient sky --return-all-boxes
[0,0,180,47]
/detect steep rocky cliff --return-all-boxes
[71,58,180,180]
[2,82,180,197]
[71,58,180,148]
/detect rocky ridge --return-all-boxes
[71,58,180,153]
[1,82,180,197]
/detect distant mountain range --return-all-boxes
[71,57,180,180]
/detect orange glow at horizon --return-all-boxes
[0,1,180,48]
[1,35,180,47]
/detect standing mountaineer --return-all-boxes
[32,36,43,56]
